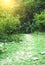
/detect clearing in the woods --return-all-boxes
[0,33,45,65]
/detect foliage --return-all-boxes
[34,9,45,31]
[0,0,45,35]
[16,0,45,32]
[0,11,20,35]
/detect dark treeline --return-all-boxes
[0,0,45,35]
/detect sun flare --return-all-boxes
[4,0,10,3]
[0,0,17,9]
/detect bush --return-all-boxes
[0,12,20,35]
[0,34,24,42]
[34,9,45,31]
[4,16,20,34]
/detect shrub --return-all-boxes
[34,9,45,31]
[0,12,20,35]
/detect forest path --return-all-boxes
[0,34,34,65]
[0,34,45,65]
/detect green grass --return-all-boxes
[0,32,45,65]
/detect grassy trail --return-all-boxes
[0,33,45,65]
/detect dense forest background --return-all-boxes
[0,0,45,36]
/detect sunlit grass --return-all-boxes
[0,33,45,65]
